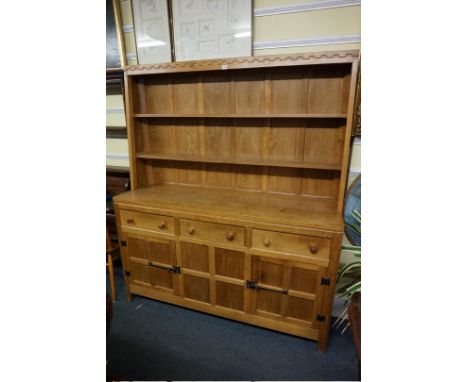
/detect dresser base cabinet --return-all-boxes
[114,51,359,352]
[114,184,345,352]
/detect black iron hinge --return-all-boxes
[246,280,257,290]
[170,265,181,274]
[148,262,181,274]
[316,314,326,322]
[120,240,127,247]
[321,277,331,286]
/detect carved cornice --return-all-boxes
[125,50,359,75]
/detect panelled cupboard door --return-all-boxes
[125,234,179,295]
[248,255,327,328]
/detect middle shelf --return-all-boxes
[135,152,342,170]
[134,113,347,119]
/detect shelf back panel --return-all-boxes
[134,118,345,168]
[132,64,352,116]
[136,158,340,204]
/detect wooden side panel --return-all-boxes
[173,74,199,113]
[234,119,264,159]
[307,65,350,114]
[303,120,345,166]
[234,71,265,114]
[267,119,304,162]
[267,167,302,195]
[144,77,171,113]
[202,73,231,114]
[204,119,232,157]
[301,169,340,200]
[270,68,307,114]
[176,120,200,155]
[146,119,176,154]
[235,165,263,191]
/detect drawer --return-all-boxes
[180,219,245,246]
[120,209,175,235]
[252,229,331,260]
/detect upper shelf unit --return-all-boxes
[124,51,359,209]
[130,64,352,117]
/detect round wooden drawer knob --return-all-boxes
[187,226,195,235]
[126,217,134,223]
[226,231,236,241]
[158,221,166,229]
[263,238,271,247]
[309,244,318,254]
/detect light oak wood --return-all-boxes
[120,209,175,235]
[180,219,245,247]
[251,229,331,260]
[116,51,359,352]
[133,113,347,118]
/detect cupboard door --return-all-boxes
[125,234,179,295]
[248,255,327,328]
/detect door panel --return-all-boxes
[214,248,244,280]
[181,242,209,273]
[216,281,244,311]
[249,255,327,328]
[125,234,178,294]
[183,274,210,303]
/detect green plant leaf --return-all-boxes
[351,209,361,224]
[345,221,361,235]
[342,244,361,251]
[338,261,361,279]
[345,281,361,294]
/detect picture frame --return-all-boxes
[171,0,252,61]
[107,0,127,68]
[132,0,173,64]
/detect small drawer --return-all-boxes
[180,219,245,246]
[120,209,175,235]
[252,229,331,260]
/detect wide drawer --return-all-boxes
[180,219,245,246]
[252,229,331,260]
[120,209,175,235]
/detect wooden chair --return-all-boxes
[106,227,120,301]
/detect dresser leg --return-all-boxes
[126,289,134,302]
[317,323,330,353]
[123,274,133,301]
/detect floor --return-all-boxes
[107,263,359,381]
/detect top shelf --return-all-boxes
[133,113,347,119]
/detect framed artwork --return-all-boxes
[352,60,361,136]
[107,0,126,68]
[172,0,252,61]
[132,0,173,64]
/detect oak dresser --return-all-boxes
[113,50,359,351]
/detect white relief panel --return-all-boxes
[173,0,252,61]
[132,0,172,64]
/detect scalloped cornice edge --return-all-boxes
[126,51,359,73]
